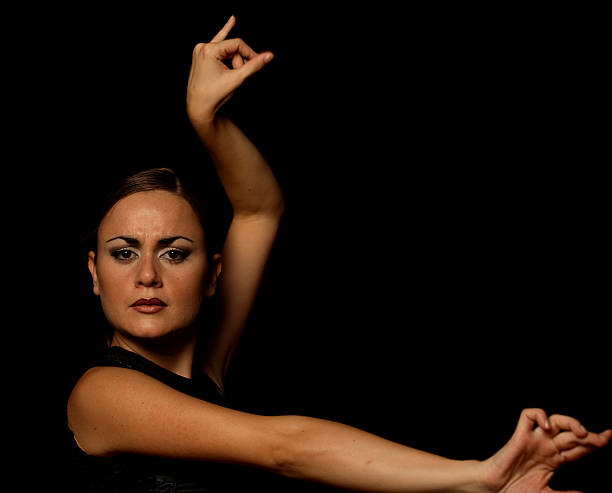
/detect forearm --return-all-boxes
[278,415,488,493]
[192,116,284,216]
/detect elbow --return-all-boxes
[261,193,285,219]
[268,416,320,481]
[260,191,286,218]
[233,195,285,223]
[234,187,285,219]
[272,195,286,220]
[263,180,286,217]
[268,416,302,477]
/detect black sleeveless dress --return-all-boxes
[66,346,285,492]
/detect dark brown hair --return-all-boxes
[84,167,220,258]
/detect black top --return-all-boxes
[66,346,282,493]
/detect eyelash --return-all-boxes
[110,248,190,264]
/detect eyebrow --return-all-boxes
[105,235,195,245]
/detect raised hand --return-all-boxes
[482,408,611,492]
[186,15,274,126]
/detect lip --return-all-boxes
[130,298,167,314]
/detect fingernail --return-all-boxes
[264,53,274,64]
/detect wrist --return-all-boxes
[189,113,221,143]
[471,459,499,493]
[186,94,219,135]
[459,460,495,493]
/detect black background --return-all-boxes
[10,3,609,491]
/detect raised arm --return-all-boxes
[68,367,611,492]
[186,16,283,388]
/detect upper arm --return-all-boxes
[203,212,283,383]
[67,366,287,469]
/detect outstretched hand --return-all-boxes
[187,15,274,126]
[482,408,611,493]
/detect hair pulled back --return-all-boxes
[85,168,219,258]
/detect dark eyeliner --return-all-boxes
[110,247,137,262]
[161,248,190,263]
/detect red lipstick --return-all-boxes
[130,298,167,314]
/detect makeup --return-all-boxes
[130,298,167,314]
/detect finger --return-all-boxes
[210,15,236,42]
[554,430,610,451]
[210,38,259,63]
[517,408,551,434]
[549,414,588,438]
[560,443,600,464]
[232,53,244,69]
[233,52,274,82]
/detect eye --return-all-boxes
[160,248,189,263]
[111,248,138,262]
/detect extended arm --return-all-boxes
[186,17,283,388]
[67,367,484,492]
[68,368,610,493]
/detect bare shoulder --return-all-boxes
[68,365,162,402]
[67,366,175,456]
[68,366,165,415]
[66,366,286,469]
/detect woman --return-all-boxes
[67,16,610,492]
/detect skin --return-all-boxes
[68,16,610,493]
[88,190,222,377]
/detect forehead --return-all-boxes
[98,190,204,241]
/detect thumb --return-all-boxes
[234,51,274,83]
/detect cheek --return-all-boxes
[95,264,130,316]
[167,267,208,327]
[171,267,207,305]
[96,262,127,296]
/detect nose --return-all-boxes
[136,254,162,288]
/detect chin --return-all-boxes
[107,315,172,339]
[117,315,198,343]
[106,308,200,344]
[114,325,195,351]
[127,324,175,340]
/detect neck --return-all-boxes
[111,326,198,379]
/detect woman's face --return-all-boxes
[88,190,220,341]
